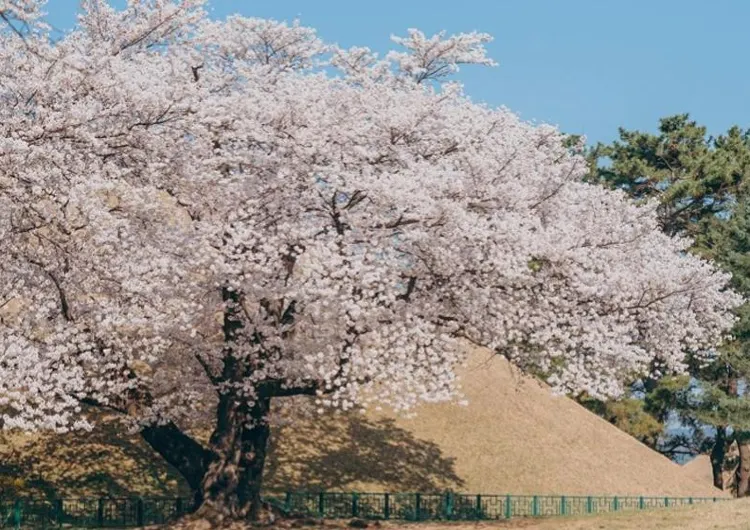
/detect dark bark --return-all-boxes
[199,390,272,520]
[737,434,750,497]
[140,422,215,507]
[137,389,274,520]
[709,371,740,493]
[81,395,216,509]
[711,426,727,490]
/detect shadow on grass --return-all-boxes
[0,412,463,498]
[0,420,188,498]
[265,414,464,492]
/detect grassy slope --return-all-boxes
[269,348,725,497]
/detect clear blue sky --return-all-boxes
[43,0,750,146]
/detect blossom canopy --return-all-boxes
[0,0,741,433]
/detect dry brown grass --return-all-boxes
[683,455,715,484]
[269,348,726,497]
[0,416,188,497]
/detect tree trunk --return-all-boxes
[141,288,279,520]
[711,426,727,490]
[194,286,275,520]
[140,422,215,508]
[139,394,273,521]
[737,433,750,497]
[198,389,272,520]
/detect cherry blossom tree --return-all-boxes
[0,0,44,29]
[0,0,742,519]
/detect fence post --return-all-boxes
[639,496,644,510]
[97,498,105,527]
[414,493,421,521]
[504,495,511,520]
[476,494,483,520]
[136,498,144,527]
[689,497,693,505]
[586,496,592,514]
[532,496,539,517]
[54,499,63,528]
[560,495,566,516]
[352,493,359,519]
[443,491,453,519]
[13,499,21,530]
[383,493,390,520]
[613,496,618,512]
[665,497,669,508]
[318,492,325,518]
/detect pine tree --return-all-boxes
[588,115,750,493]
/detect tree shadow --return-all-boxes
[0,419,189,499]
[265,414,465,492]
[0,412,464,498]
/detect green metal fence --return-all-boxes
[0,497,187,529]
[265,492,725,521]
[0,492,726,528]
